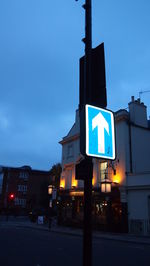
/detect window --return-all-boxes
[18,185,27,192]
[15,198,26,207]
[100,162,108,181]
[67,144,73,158]
[19,172,29,180]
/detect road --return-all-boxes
[0,222,150,266]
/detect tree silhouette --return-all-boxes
[49,163,62,189]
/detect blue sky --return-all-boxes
[0,0,150,170]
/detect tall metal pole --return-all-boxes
[85,0,92,101]
[83,1,92,266]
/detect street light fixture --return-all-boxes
[101,177,112,193]
[48,185,53,195]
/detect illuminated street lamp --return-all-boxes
[48,185,53,195]
[48,185,53,209]
[101,178,112,193]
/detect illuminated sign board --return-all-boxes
[85,104,115,160]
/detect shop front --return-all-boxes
[58,185,126,232]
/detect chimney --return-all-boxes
[128,96,148,127]
[131,96,134,102]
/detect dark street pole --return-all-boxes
[84,0,92,100]
[83,159,93,266]
[83,1,92,266]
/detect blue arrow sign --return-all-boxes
[85,104,115,160]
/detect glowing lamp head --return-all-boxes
[101,179,112,193]
[48,185,53,195]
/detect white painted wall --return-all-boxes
[131,126,150,173]
[62,139,80,167]
[115,117,130,185]
[127,173,150,187]
[128,190,150,220]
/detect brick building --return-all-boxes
[0,165,51,215]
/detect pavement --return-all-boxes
[1,216,150,245]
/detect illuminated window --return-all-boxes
[100,162,108,181]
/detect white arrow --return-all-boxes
[92,112,109,154]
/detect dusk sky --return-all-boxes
[0,0,150,170]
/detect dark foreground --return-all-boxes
[0,222,150,266]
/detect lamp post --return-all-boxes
[48,184,53,229]
[101,175,113,232]
[76,1,93,265]
[83,1,92,266]
[48,185,53,195]
[48,185,53,208]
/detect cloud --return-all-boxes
[0,0,150,170]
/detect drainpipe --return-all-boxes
[128,121,133,173]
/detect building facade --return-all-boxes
[59,97,150,234]
[0,165,51,215]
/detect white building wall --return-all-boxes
[127,173,150,187]
[128,190,150,220]
[131,126,150,173]
[127,172,150,221]
[62,139,79,167]
[60,109,81,190]
[115,118,130,186]
[64,168,73,189]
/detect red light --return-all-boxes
[9,194,15,199]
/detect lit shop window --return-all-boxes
[60,178,65,189]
